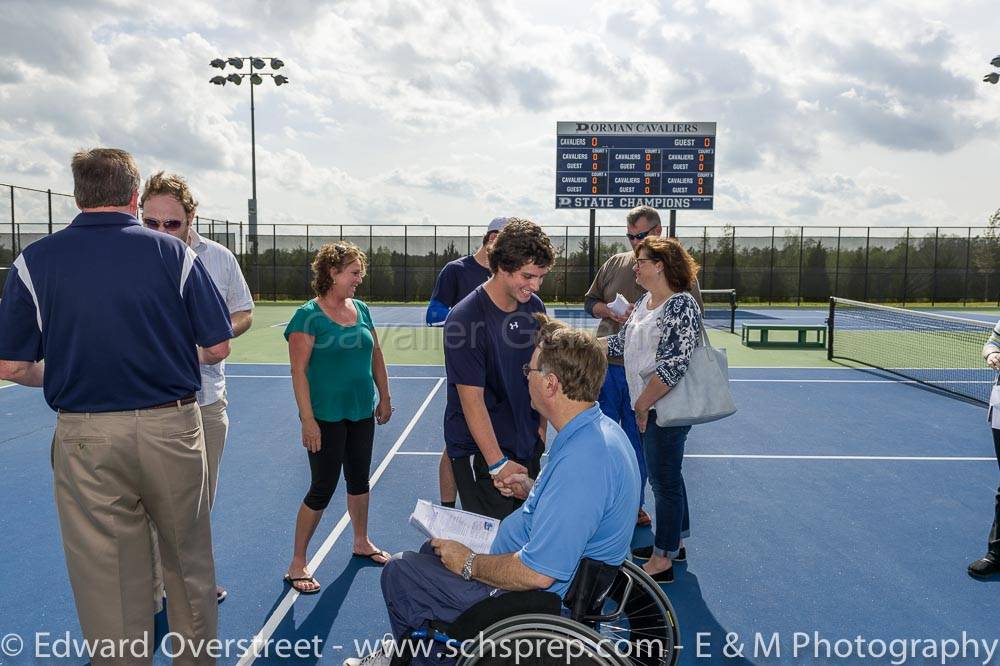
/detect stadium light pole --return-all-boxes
[209,56,289,264]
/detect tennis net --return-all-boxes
[828,297,996,405]
[702,288,736,334]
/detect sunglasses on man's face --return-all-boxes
[626,225,659,242]
[143,218,185,231]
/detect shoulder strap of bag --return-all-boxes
[657,292,714,350]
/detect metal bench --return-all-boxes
[741,323,827,349]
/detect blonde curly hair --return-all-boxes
[311,241,368,296]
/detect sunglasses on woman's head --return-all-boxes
[143,218,185,231]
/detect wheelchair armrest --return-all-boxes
[563,557,622,622]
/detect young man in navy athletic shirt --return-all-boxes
[442,218,555,519]
[426,216,509,510]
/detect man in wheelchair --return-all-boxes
[345,315,641,665]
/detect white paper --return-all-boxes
[409,499,500,553]
[990,384,1000,429]
[607,293,631,317]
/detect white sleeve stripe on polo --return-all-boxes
[12,254,42,333]
[179,246,198,297]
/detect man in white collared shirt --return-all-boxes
[141,171,254,603]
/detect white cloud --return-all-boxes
[0,0,998,232]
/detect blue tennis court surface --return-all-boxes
[1,364,998,664]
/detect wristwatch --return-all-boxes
[461,552,478,581]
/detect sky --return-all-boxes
[1,0,999,233]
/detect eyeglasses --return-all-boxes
[522,363,544,378]
[143,217,185,231]
[626,225,660,242]
[635,257,658,264]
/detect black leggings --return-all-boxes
[303,416,375,510]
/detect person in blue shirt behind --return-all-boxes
[442,218,555,519]
[426,216,509,514]
[425,216,509,327]
[343,315,640,666]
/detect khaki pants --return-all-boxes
[152,396,229,606]
[52,402,216,666]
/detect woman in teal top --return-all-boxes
[282,241,392,594]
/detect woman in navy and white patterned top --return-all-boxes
[969,320,1000,579]
[603,237,702,585]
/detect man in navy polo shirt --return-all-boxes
[344,317,640,666]
[427,216,508,511]
[442,218,555,519]
[0,148,233,664]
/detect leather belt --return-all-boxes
[145,394,198,410]
[58,394,197,414]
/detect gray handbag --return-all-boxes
[652,311,737,427]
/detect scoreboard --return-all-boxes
[555,121,716,210]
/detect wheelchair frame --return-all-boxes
[397,559,680,666]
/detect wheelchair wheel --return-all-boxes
[457,613,629,666]
[595,560,681,666]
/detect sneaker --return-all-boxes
[968,556,1000,580]
[636,509,652,527]
[343,640,392,666]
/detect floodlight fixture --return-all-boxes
[985,72,1000,84]
[207,55,289,265]
[992,55,1000,68]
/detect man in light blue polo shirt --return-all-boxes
[344,315,639,666]
[0,148,233,664]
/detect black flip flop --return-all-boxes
[352,549,391,566]
[283,574,321,594]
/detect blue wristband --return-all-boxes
[488,456,509,472]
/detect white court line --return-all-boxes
[0,383,16,390]
[226,376,959,383]
[270,321,426,328]
[238,377,445,666]
[395,451,993,461]
[687,454,995,461]
[226,362,446,367]
[227,375,442,379]
[730,379,984,384]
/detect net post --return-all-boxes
[826,297,835,360]
[729,289,736,334]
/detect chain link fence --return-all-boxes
[2,183,999,304]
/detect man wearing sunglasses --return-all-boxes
[140,171,254,606]
[583,206,702,528]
